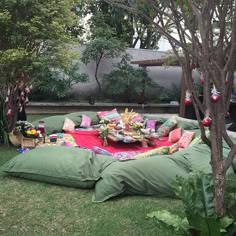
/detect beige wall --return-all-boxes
[71,48,184,97]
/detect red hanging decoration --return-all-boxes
[210,85,220,102]
[200,73,204,85]
[6,109,12,116]
[5,97,9,104]
[25,86,30,94]
[24,97,29,104]
[19,104,23,112]
[184,90,192,105]
[225,112,230,118]
[202,117,212,127]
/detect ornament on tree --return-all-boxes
[210,85,220,102]
[19,104,23,112]
[5,97,9,104]
[225,112,230,118]
[202,117,212,127]
[25,86,30,94]
[7,88,10,96]
[25,96,29,104]
[184,90,192,105]
[6,109,12,116]
[20,91,25,97]
[21,96,25,102]
[200,74,204,85]
[29,85,33,92]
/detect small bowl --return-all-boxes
[49,135,58,143]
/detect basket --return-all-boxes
[8,131,23,147]
[21,137,36,148]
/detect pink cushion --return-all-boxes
[132,113,143,123]
[178,131,195,148]
[145,119,157,130]
[62,117,75,132]
[168,128,182,143]
[80,114,92,128]
[97,108,121,122]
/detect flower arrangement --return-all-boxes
[120,108,137,125]
[14,120,39,138]
[131,121,144,133]
[99,119,110,146]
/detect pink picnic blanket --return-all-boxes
[66,130,173,154]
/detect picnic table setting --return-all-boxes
[2,108,236,203]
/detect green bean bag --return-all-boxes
[1,146,116,189]
[92,144,235,203]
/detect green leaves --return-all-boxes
[102,54,157,102]
[147,210,189,235]
[173,173,215,218]
[81,38,126,64]
[0,0,84,136]
[147,172,236,235]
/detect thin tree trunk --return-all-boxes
[95,54,103,96]
[210,107,226,217]
[212,160,225,217]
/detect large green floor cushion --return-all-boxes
[92,143,235,203]
[1,146,116,189]
[93,155,190,203]
[1,140,235,203]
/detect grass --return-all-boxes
[0,114,184,236]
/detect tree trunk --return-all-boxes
[95,55,103,96]
[95,70,102,95]
[212,160,225,217]
[7,88,20,132]
[210,113,226,217]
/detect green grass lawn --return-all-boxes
[0,114,184,236]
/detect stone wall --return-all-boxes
[71,48,184,98]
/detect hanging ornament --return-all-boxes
[5,96,9,104]
[200,73,204,85]
[29,85,33,92]
[210,85,220,102]
[202,117,212,127]
[21,96,25,102]
[7,88,10,96]
[25,96,29,104]
[6,109,12,116]
[184,90,192,105]
[20,91,25,97]
[19,104,23,112]
[25,86,30,94]
[225,112,230,119]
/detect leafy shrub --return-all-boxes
[102,54,159,103]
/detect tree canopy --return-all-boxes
[0,0,83,138]
[78,0,171,49]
